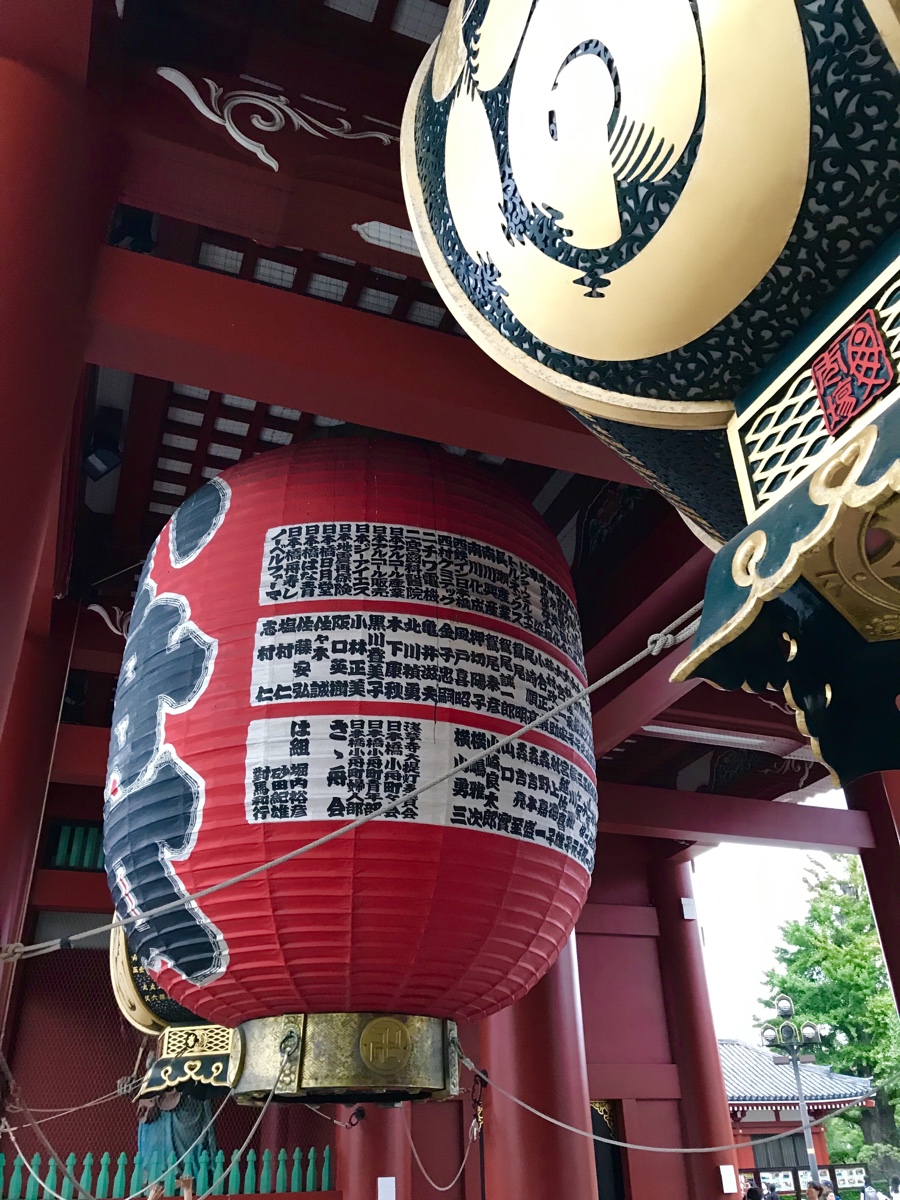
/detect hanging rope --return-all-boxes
[1,1118,73,1200]
[1,604,82,969]
[455,1044,868,1155]
[0,1046,235,1200]
[0,1048,95,1200]
[191,1040,295,1200]
[0,603,702,964]
[403,1111,479,1193]
[4,1082,141,1129]
[303,1103,360,1130]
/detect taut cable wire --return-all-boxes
[0,1045,235,1200]
[0,603,702,964]
[455,1045,868,1155]
[4,1083,140,1130]
[0,1048,96,1200]
[1,1118,74,1200]
[192,1043,294,1200]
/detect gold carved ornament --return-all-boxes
[141,1025,243,1095]
[402,0,813,429]
[672,424,900,769]
[590,1100,617,1136]
[110,926,168,1035]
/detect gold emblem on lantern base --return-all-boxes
[358,1016,412,1075]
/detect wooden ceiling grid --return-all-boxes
[151,215,459,336]
[266,0,452,73]
[148,381,313,520]
[115,0,452,84]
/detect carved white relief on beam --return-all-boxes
[157,68,395,172]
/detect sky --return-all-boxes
[692,785,849,1043]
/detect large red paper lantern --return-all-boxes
[104,440,597,1027]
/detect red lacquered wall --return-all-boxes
[577,836,692,1200]
[3,951,143,1160]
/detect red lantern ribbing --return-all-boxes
[104,440,597,1028]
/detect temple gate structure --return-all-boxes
[0,3,897,1200]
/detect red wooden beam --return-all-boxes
[584,546,711,685]
[593,642,700,758]
[582,537,713,765]
[597,783,873,851]
[663,689,800,743]
[52,723,108,787]
[575,903,659,937]
[112,374,170,549]
[30,868,111,913]
[645,689,808,757]
[585,550,810,758]
[92,17,420,274]
[587,1064,680,1100]
[86,248,646,482]
[0,603,79,1041]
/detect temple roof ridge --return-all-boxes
[717,1038,873,1105]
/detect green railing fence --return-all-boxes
[0,1147,334,1199]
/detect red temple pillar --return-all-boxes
[335,1103,412,1200]
[0,601,79,1043]
[0,54,112,734]
[844,772,900,1007]
[0,2,117,1043]
[652,856,741,1200]
[479,935,599,1200]
[260,1105,292,1162]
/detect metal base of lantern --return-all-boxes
[233,1013,459,1104]
[141,1024,244,1094]
[140,1012,459,1103]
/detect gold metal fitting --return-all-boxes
[234,1012,459,1104]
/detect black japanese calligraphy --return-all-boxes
[251,611,592,762]
[259,522,581,664]
[244,716,597,870]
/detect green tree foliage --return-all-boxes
[825,1115,864,1164]
[760,855,900,1153]
[858,1140,900,1179]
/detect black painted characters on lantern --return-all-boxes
[103,480,230,985]
[169,477,230,567]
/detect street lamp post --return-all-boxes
[761,995,822,1189]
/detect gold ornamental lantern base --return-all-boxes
[139,1013,458,1104]
[236,1013,457,1104]
[112,910,459,1104]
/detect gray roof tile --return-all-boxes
[718,1039,873,1105]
